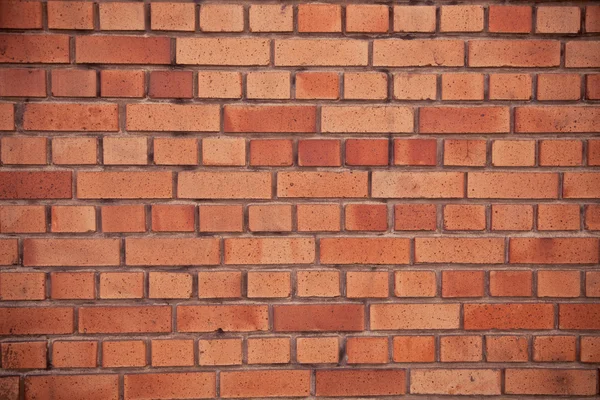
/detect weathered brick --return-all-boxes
[393,6,436,32]
[486,335,528,362]
[505,369,597,395]
[52,137,97,165]
[1,341,46,369]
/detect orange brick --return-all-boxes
[297,4,341,33]
[586,271,600,296]
[52,137,97,165]
[464,304,554,330]
[48,1,93,30]
[178,38,269,66]
[442,270,485,298]
[411,369,500,395]
[274,304,364,332]
[316,370,406,397]
[224,105,316,133]
[588,74,600,99]
[506,369,596,395]
[124,373,214,400]
[99,2,145,30]
[373,172,464,198]
[516,106,600,133]
[346,5,389,33]
[180,172,270,199]
[151,204,195,232]
[0,34,69,64]
[51,69,96,97]
[346,271,389,298]
[99,272,144,299]
[440,336,482,362]
[468,172,558,199]
[0,205,46,233]
[26,376,118,400]
[394,139,436,166]
[102,341,146,368]
[149,272,192,299]
[344,72,388,101]
[347,337,388,364]
[0,272,45,300]
[247,271,291,298]
[538,204,580,231]
[441,5,484,32]
[1,341,46,369]
[198,71,242,98]
[320,238,410,265]
[100,70,145,98]
[126,104,219,132]
[52,341,97,368]
[394,204,437,231]
[275,39,368,66]
[416,238,504,264]
[0,1,42,29]
[0,307,74,335]
[469,40,560,67]
[486,335,528,362]
[295,72,339,100]
[489,270,532,297]
[24,103,118,132]
[393,6,436,32]
[199,204,243,232]
[154,137,198,165]
[444,204,486,231]
[539,140,582,166]
[298,140,341,167]
[0,68,46,97]
[126,238,219,266]
[489,74,532,100]
[151,339,194,367]
[50,272,95,300]
[538,270,581,297]
[510,238,599,264]
[586,205,600,231]
[78,36,171,64]
[198,339,242,366]
[200,4,244,32]
[538,74,581,101]
[322,106,413,133]
[78,171,172,199]
[488,5,532,33]
[296,337,339,364]
[103,137,147,165]
[222,370,309,398]
[296,270,340,297]
[345,203,387,231]
[394,73,437,100]
[537,6,581,33]
[371,304,460,330]
[177,305,268,332]
[249,4,293,32]
[533,336,576,362]
[248,204,292,232]
[444,139,486,166]
[198,271,242,299]
[442,73,484,100]
[393,336,435,363]
[1,137,46,165]
[79,306,171,334]
[101,205,146,233]
[51,205,96,233]
[564,172,600,198]
[491,204,533,231]
[581,336,600,362]
[278,171,368,198]
[151,2,195,31]
[249,139,293,166]
[0,239,18,265]
[24,238,120,267]
[247,71,291,99]
[225,237,314,265]
[492,140,535,167]
[248,337,290,364]
[394,271,436,298]
[420,107,509,134]
[202,137,246,166]
[346,139,389,166]
[149,70,193,98]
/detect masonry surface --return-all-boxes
[0,0,599,399]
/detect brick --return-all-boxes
[395,204,437,231]
[52,137,97,165]
[100,272,144,299]
[374,39,464,67]
[321,238,410,265]
[51,272,95,300]
[325,105,413,133]
[539,140,582,166]
[440,335,482,362]
[198,271,242,299]
[516,106,600,133]
[0,272,45,301]
[296,337,339,363]
[198,339,242,366]
[492,140,535,167]
[395,271,436,297]
[587,271,600,296]
[0,103,14,130]
[416,238,504,264]
[1,136,47,165]
[298,140,340,167]
[394,139,436,166]
[199,205,243,232]
[537,7,581,34]
[0,307,73,335]
[24,238,119,267]
[79,306,171,334]
[470,40,560,67]
[51,69,96,97]
[225,237,314,265]
[126,238,219,266]
[177,38,270,66]
[179,171,270,199]
[77,36,171,64]
[100,70,145,98]
[102,341,146,368]
[0,239,18,265]
[316,370,406,396]
[296,270,340,297]
[0,0,42,29]
[490,270,532,297]
[221,370,310,398]
[538,204,580,231]
[248,204,292,232]
[538,270,581,297]
[247,337,290,364]
[374,172,463,198]
[154,137,198,165]
[560,304,600,330]
[149,71,193,98]
[486,335,528,362]
[25,375,118,400]
[24,103,118,132]
[393,6,436,32]
[275,39,368,66]
[295,72,339,99]
[442,270,485,298]
[151,340,194,367]
[0,377,18,400]
[393,336,435,362]
[464,304,554,330]
[491,204,533,231]
[52,341,97,368]
[441,5,484,32]
[0,34,69,63]
[371,304,460,330]
[489,74,532,100]
[346,5,388,33]
[177,305,268,332]
[101,205,146,233]
[488,5,532,33]
[1,341,46,369]
[249,139,292,166]
[564,172,600,198]
[345,204,387,231]
[274,304,364,332]
[225,105,316,133]
[202,137,245,166]
[411,369,501,395]
[346,139,388,166]
[298,4,341,33]
[51,205,96,233]
[48,1,93,29]
[198,71,242,98]
[78,172,172,199]
[444,139,486,166]
[347,271,389,298]
[588,6,600,32]
[468,172,558,199]
[347,337,388,364]
[538,74,581,101]
[124,373,215,400]
[505,369,596,395]
[149,272,192,299]
[510,238,599,264]
[297,204,340,232]
[420,107,509,134]
[151,2,194,31]
[394,73,437,100]
[0,69,46,97]
[127,104,219,132]
[278,171,367,198]
[200,4,244,32]
[0,206,45,233]
[99,2,145,30]
[247,71,290,99]
[587,74,600,99]
[444,204,486,231]
[533,336,576,362]
[250,4,293,32]
[247,271,291,298]
[586,205,600,231]
[344,72,388,100]
[151,205,195,232]
[581,336,600,362]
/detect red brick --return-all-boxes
[24,238,119,267]
[198,339,242,366]
[296,337,339,364]
[247,271,291,298]
[177,305,268,332]
[1,136,47,165]
[249,139,293,166]
[0,34,69,63]
[538,204,580,231]
[587,271,600,296]
[149,272,192,299]
[77,171,172,199]
[52,341,97,368]
[25,375,118,400]
[199,4,244,32]
[538,270,581,297]
[321,238,410,265]
[440,335,482,362]
[224,105,316,133]
[151,204,195,232]
[0,377,18,400]
[564,172,600,198]
[394,73,437,100]
[443,204,486,231]
[346,271,389,298]
[100,272,144,299]
[489,74,532,100]
[464,304,554,330]
[505,369,596,395]
[76,36,171,64]
[533,336,576,362]
[394,139,436,166]
[0,272,45,301]
[247,337,290,364]
[371,304,460,330]
[345,204,387,231]
[24,103,118,132]
[151,339,194,367]
[149,71,193,99]
[586,205,600,231]
[1,341,46,369]
[100,70,145,98]
[297,4,341,33]
[154,137,198,165]
[373,172,463,198]
[249,4,293,32]
[298,139,341,167]
[102,341,146,368]
[441,5,484,32]
[393,6,436,33]
[51,69,96,97]
[395,271,436,298]
[469,40,560,67]
[177,38,270,66]
[0,103,14,130]
[539,140,582,166]
[127,104,219,132]
[587,6,600,32]
[198,271,242,299]
[48,1,93,29]
[103,137,148,165]
[0,307,73,335]
[198,71,242,98]
[347,337,388,364]
[278,171,368,198]
[50,272,95,300]
[345,139,388,166]
[225,237,314,265]
[51,205,96,233]
[0,69,46,97]
[247,71,290,99]
[52,137,97,165]
[99,2,144,30]
[492,140,535,167]
[444,139,487,166]
[489,270,532,297]
[180,171,270,199]
[516,106,600,133]
[151,2,195,31]
[0,239,18,265]
[0,1,42,29]
[124,373,215,400]
[248,204,292,232]
[101,205,146,233]
[537,6,581,34]
[394,204,437,231]
[275,39,368,66]
[297,204,340,232]
[581,336,600,362]
[538,74,581,101]
[420,107,509,134]
[295,72,339,100]
[587,74,600,99]
[468,172,558,199]
[79,306,171,334]
[126,238,219,266]
[274,304,364,332]
[346,5,388,33]
[510,238,599,264]
[296,270,340,297]
[316,370,406,396]
[373,39,464,67]
[0,205,45,233]
[221,370,309,398]
[491,204,533,231]
[416,238,504,264]
[488,5,532,33]
[486,336,528,362]
[411,369,500,395]
[442,73,484,100]
[560,304,600,330]
[393,336,435,362]
[442,270,485,298]
[322,105,413,133]
[199,205,243,233]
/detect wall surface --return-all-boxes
[0,0,599,398]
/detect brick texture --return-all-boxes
[0,2,598,399]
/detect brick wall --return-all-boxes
[0,1,599,398]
